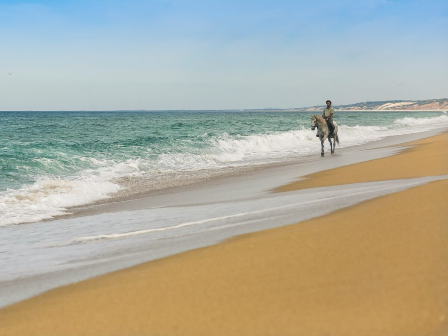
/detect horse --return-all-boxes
[311,115,339,157]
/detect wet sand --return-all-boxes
[0,133,447,336]
[276,132,448,192]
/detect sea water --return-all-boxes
[1,110,448,307]
[1,110,447,226]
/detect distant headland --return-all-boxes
[294,98,448,112]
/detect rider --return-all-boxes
[322,100,335,136]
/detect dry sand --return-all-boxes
[1,133,447,336]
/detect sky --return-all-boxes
[0,0,447,110]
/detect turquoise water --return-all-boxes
[1,110,447,225]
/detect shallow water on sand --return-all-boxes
[1,171,446,308]
[0,125,447,308]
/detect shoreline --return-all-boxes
[0,129,447,335]
[50,127,447,221]
[276,131,448,192]
[0,129,447,310]
[3,110,447,228]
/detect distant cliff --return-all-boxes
[297,98,448,111]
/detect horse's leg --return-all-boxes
[333,135,336,153]
[329,138,334,154]
[321,139,324,157]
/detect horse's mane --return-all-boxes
[314,115,326,124]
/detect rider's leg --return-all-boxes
[327,118,335,136]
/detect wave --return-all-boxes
[0,178,120,226]
[1,114,448,226]
[394,115,448,127]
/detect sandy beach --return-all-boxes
[276,132,448,192]
[1,132,447,336]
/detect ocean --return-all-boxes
[1,110,447,226]
[1,110,448,307]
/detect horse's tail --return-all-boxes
[335,133,339,145]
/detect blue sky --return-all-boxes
[1,0,447,110]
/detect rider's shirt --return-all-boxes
[323,107,334,118]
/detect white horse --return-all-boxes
[311,115,339,157]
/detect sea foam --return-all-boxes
[1,114,447,226]
[0,178,120,226]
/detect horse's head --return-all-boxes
[311,115,317,130]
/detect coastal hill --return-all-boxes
[295,98,448,112]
